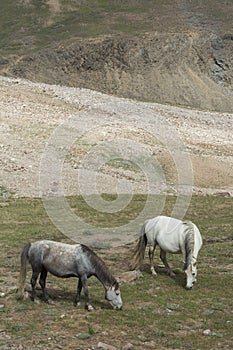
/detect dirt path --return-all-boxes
[0,75,232,199]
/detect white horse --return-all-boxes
[133,216,203,289]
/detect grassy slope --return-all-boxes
[1,0,232,55]
[0,195,232,349]
[0,0,170,55]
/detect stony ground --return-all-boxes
[0,75,232,200]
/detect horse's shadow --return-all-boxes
[142,264,186,288]
[25,285,112,310]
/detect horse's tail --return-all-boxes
[183,221,194,271]
[16,243,31,299]
[132,222,148,269]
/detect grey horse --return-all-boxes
[17,240,122,311]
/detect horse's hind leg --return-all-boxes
[74,278,82,307]
[39,267,49,302]
[149,245,157,276]
[31,269,40,302]
[160,249,175,277]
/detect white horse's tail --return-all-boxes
[16,243,31,299]
[132,222,148,269]
[183,221,194,271]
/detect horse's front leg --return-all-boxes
[74,278,82,307]
[81,275,94,311]
[160,249,175,277]
[149,245,157,276]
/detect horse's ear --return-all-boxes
[113,280,120,289]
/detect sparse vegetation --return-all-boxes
[0,195,232,349]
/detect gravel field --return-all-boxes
[0,75,233,199]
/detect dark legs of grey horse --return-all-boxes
[31,269,40,301]
[31,267,50,302]
[149,245,157,275]
[160,249,175,277]
[74,278,82,306]
[39,267,49,301]
[74,276,94,311]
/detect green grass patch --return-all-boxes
[0,194,232,349]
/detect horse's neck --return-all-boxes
[92,254,115,289]
[193,227,202,257]
[183,222,195,268]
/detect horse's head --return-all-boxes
[185,258,197,289]
[105,282,122,310]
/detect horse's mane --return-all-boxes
[183,221,195,271]
[81,244,117,287]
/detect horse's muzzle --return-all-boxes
[114,305,123,310]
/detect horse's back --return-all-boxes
[145,216,183,235]
[30,240,81,253]
[28,240,84,277]
[144,216,187,253]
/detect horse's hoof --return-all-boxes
[46,298,55,305]
[87,304,95,312]
[33,298,40,304]
[16,291,29,301]
[23,291,30,299]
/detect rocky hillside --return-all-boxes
[0,0,233,112]
[1,75,232,200]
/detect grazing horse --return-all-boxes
[133,216,203,289]
[17,240,122,310]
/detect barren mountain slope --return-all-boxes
[0,76,232,199]
[1,0,233,112]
